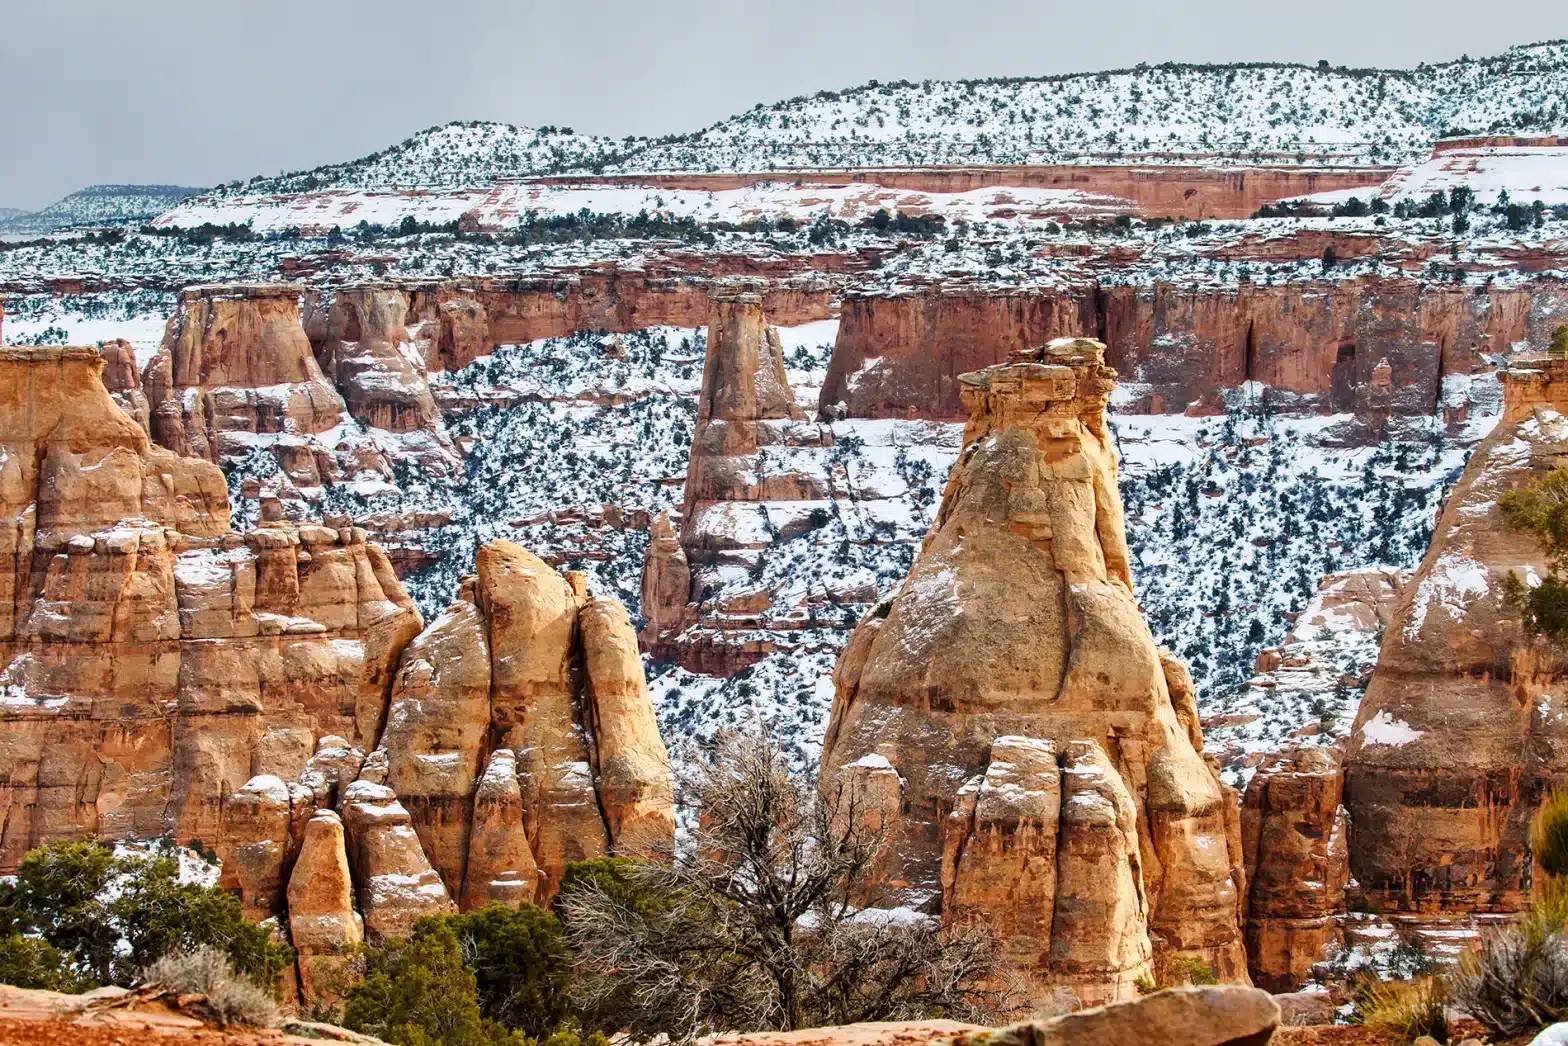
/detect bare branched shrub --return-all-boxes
[1451,923,1568,1038]
[560,733,1014,1043]
[142,946,280,1029]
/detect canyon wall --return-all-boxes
[823,279,1568,425]
[403,270,835,373]
[1342,355,1568,913]
[527,164,1393,220]
[818,339,1247,1007]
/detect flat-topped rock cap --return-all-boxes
[948,986,1281,1046]
[179,281,306,300]
[0,344,105,361]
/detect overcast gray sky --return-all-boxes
[0,0,1562,209]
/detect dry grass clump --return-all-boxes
[1355,974,1448,1043]
[141,946,280,1029]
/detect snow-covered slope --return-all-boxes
[167,41,1568,209]
[611,42,1568,172]
[209,122,622,197]
[0,184,204,233]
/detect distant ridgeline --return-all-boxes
[198,40,1568,198]
[0,184,204,235]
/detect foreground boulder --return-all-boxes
[950,986,1280,1046]
[820,339,1248,1006]
[1344,354,1568,913]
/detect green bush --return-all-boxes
[1535,790,1568,879]
[341,918,518,1046]
[0,934,86,992]
[1500,468,1568,643]
[0,839,291,991]
[448,903,574,1038]
[1355,974,1448,1043]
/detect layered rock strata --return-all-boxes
[819,338,1248,1005]
[1343,354,1568,913]
[0,347,673,1005]
[0,343,421,868]
[822,280,1568,427]
[1239,748,1349,991]
[640,282,831,672]
[143,284,345,464]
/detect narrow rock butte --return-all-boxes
[1239,747,1348,991]
[0,345,674,1001]
[1344,354,1568,913]
[642,281,831,673]
[819,338,1247,1006]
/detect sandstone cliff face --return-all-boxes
[0,343,423,871]
[143,284,345,465]
[1240,748,1348,991]
[372,540,675,904]
[405,271,835,373]
[1343,356,1568,913]
[819,339,1247,1005]
[309,287,443,436]
[821,280,1568,430]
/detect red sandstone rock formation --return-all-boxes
[309,287,443,435]
[640,282,832,672]
[819,338,1247,1006]
[1343,355,1568,914]
[1240,747,1349,991]
[822,279,1568,428]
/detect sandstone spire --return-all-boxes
[819,338,1247,1006]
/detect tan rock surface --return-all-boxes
[821,339,1246,1003]
[377,599,492,896]
[475,541,607,897]
[950,985,1280,1046]
[461,747,541,909]
[143,284,344,463]
[288,808,363,1004]
[1344,355,1568,913]
[341,779,457,940]
[579,594,676,854]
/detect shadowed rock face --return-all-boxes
[1344,356,1568,914]
[1240,747,1349,991]
[820,338,1248,1006]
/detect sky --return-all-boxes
[0,0,1563,209]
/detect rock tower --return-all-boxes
[819,338,1248,1006]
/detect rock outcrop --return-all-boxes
[1240,747,1349,991]
[641,282,831,672]
[308,287,443,435]
[1344,354,1568,913]
[0,344,391,868]
[287,808,363,1003]
[819,339,1247,1005]
[950,985,1281,1046]
[143,284,345,464]
[373,540,675,903]
[821,280,1566,430]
